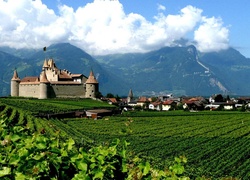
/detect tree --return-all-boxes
[214,94,224,102]
[106,93,114,98]
[95,91,103,99]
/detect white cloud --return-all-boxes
[194,17,229,52]
[157,4,166,11]
[0,0,230,55]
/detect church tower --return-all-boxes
[39,70,49,99]
[11,69,20,97]
[127,89,133,103]
[85,70,99,98]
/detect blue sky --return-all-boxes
[0,0,249,57]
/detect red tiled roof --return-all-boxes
[20,77,39,83]
[137,97,149,102]
[59,71,72,79]
[152,101,162,106]
[108,98,117,103]
[162,100,174,105]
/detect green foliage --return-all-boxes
[106,93,115,98]
[0,112,191,180]
[60,111,247,179]
[0,97,114,114]
[0,99,244,179]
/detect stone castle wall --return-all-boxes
[19,84,86,98]
[19,84,40,98]
[50,84,86,98]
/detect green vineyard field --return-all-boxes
[1,97,250,179]
[0,97,115,114]
[55,112,250,179]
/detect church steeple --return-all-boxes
[127,89,133,103]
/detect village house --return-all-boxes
[149,101,162,111]
[205,101,236,110]
[162,100,177,111]
[136,96,151,108]
[106,98,118,105]
[182,97,206,111]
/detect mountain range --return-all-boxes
[0,43,250,97]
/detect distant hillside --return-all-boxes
[95,45,233,96]
[0,43,128,96]
[1,43,250,97]
[199,48,250,95]
[0,46,38,59]
[0,51,28,96]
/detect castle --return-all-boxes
[11,59,99,99]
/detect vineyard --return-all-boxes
[1,97,250,179]
[57,112,250,179]
[0,97,115,114]
[0,98,190,179]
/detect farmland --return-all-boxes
[1,97,250,179]
[57,112,250,179]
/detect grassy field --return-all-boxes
[1,97,250,179]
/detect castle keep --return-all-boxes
[11,59,99,99]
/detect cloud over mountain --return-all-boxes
[0,0,229,55]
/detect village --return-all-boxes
[102,89,250,112]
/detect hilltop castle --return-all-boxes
[11,59,99,99]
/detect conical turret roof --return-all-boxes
[40,70,49,83]
[42,59,49,68]
[86,70,98,84]
[11,69,20,81]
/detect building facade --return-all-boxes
[11,59,99,99]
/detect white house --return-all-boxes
[149,102,162,111]
[162,100,176,111]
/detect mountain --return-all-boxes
[0,43,128,96]
[199,48,250,95]
[0,50,30,96]
[1,43,250,97]
[0,46,38,59]
[95,45,234,96]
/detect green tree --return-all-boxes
[214,94,224,102]
[106,93,115,98]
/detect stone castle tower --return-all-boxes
[39,70,49,99]
[85,70,99,98]
[10,59,99,99]
[11,69,21,97]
